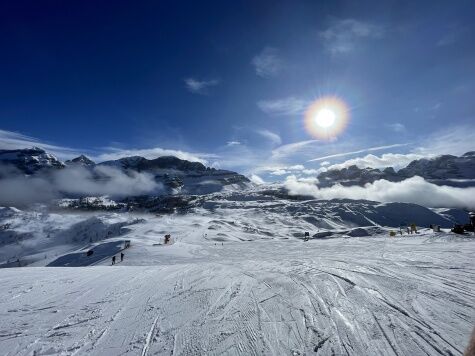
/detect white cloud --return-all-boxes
[320,19,384,56]
[0,164,162,206]
[257,97,308,116]
[255,129,282,146]
[284,175,475,209]
[387,123,406,133]
[320,161,330,166]
[251,47,283,78]
[0,129,85,160]
[226,141,241,147]
[415,125,475,157]
[97,147,215,165]
[301,169,322,175]
[308,143,409,162]
[249,174,265,185]
[184,77,220,94]
[271,140,319,160]
[254,163,322,177]
[325,153,426,171]
[270,169,290,176]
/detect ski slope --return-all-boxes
[1,229,474,355]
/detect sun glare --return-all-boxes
[315,108,336,128]
[304,96,349,140]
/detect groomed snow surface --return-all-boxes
[0,205,474,355]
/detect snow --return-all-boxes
[0,197,474,355]
[0,233,474,355]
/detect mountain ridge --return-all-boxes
[317,152,475,187]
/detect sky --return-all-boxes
[1,0,474,181]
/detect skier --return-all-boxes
[470,212,475,233]
[121,252,124,262]
[112,256,116,265]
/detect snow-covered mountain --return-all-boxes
[97,155,250,194]
[0,147,64,174]
[65,154,95,166]
[0,148,250,195]
[317,152,475,187]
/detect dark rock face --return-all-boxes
[317,152,475,187]
[398,154,475,180]
[99,155,211,172]
[317,165,399,187]
[0,147,64,174]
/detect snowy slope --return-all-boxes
[0,233,473,355]
[0,188,474,355]
[1,191,468,267]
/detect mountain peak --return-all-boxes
[0,147,64,174]
[66,155,95,166]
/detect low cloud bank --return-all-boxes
[284,175,475,209]
[0,164,162,206]
[325,153,426,171]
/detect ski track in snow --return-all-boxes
[0,233,474,355]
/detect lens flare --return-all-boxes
[304,96,349,140]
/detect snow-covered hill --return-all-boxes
[0,209,473,355]
[1,189,471,267]
[318,152,475,187]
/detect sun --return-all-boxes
[314,108,336,128]
[304,96,349,140]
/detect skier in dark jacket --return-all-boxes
[120,252,124,262]
[112,256,116,265]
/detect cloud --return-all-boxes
[257,97,308,116]
[415,125,475,157]
[284,175,475,209]
[184,77,220,94]
[96,147,215,165]
[387,123,406,133]
[320,161,330,166]
[255,129,282,146]
[0,164,162,206]
[308,143,409,162]
[249,174,265,185]
[255,163,322,177]
[0,129,85,160]
[271,140,319,160]
[325,153,425,171]
[226,141,241,147]
[251,47,283,77]
[320,19,384,56]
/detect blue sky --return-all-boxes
[1,0,474,180]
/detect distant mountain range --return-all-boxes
[317,151,475,187]
[0,147,250,194]
[1,147,475,200]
